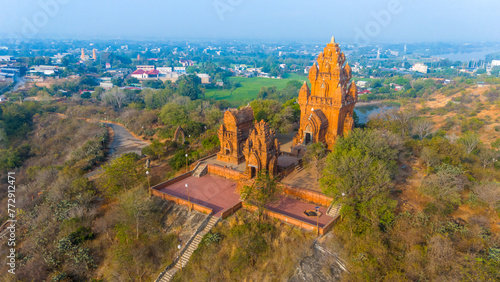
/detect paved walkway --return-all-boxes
[158,175,241,216]
[281,166,322,192]
[268,196,333,227]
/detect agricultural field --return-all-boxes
[205,73,307,102]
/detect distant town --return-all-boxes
[1,40,500,103]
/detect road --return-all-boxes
[103,122,150,159]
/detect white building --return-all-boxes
[174,67,186,74]
[157,67,173,74]
[411,63,428,74]
[356,81,369,88]
[196,73,212,84]
[0,56,15,62]
[136,65,155,71]
[29,65,61,76]
[100,81,114,90]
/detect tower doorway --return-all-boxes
[304,132,312,145]
[250,167,257,179]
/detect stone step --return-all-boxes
[156,215,218,282]
[326,204,341,218]
[193,163,208,178]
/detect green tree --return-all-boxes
[142,140,166,161]
[240,171,280,221]
[321,129,400,232]
[177,74,203,100]
[100,153,144,196]
[159,102,188,126]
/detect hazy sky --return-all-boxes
[0,0,499,43]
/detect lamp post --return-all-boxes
[185,153,188,173]
[185,183,191,212]
[315,206,320,236]
[146,170,151,197]
[177,243,182,269]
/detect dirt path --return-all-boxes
[54,113,151,178]
[103,122,150,159]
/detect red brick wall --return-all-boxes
[151,189,213,215]
[242,202,336,234]
[281,184,333,207]
[150,171,192,191]
[221,202,243,219]
[207,164,242,181]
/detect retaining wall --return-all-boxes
[281,184,333,207]
[221,201,243,219]
[242,202,334,235]
[150,189,213,215]
[207,164,242,181]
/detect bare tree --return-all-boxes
[101,87,127,108]
[421,147,440,171]
[386,108,417,136]
[412,119,434,140]
[459,132,480,154]
[478,148,500,168]
[474,182,500,209]
[445,133,459,144]
[302,142,327,181]
[427,235,455,275]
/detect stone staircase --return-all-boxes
[326,203,341,218]
[192,163,208,178]
[157,216,220,282]
[295,164,304,173]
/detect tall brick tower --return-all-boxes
[293,36,358,150]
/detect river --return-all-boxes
[354,103,397,124]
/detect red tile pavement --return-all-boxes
[158,175,241,216]
[157,174,334,227]
[267,196,334,227]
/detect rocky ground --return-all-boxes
[290,233,346,282]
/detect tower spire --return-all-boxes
[331,36,335,44]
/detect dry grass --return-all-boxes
[173,210,316,281]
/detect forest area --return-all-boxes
[0,72,499,281]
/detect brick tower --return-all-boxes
[217,106,255,165]
[293,36,358,150]
[243,120,280,179]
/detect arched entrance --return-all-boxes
[250,166,257,179]
[304,125,313,145]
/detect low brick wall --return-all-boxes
[207,164,242,181]
[150,171,193,191]
[151,189,213,215]
[321,215,338,235]
[242,202,334,235]
[221,201,243,219]
[281,184,333,207]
